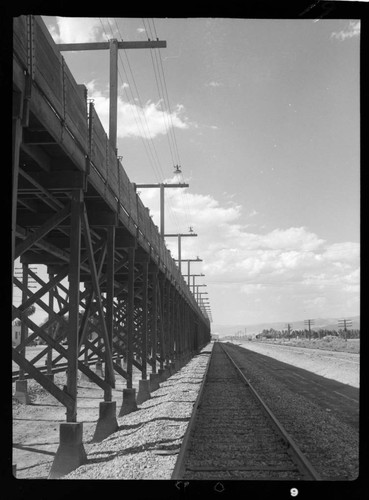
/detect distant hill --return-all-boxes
[212,316,360,337]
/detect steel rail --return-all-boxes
[220,342,321,480]
[171,345,214,480]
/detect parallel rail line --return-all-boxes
[172,342,321,481]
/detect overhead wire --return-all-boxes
[145,18,193,233]
[108,17,181,233]
[149,19,194,233]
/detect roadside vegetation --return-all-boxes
[253,330,360,354]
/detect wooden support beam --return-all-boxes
[66,189,82,422]
[12,348,75,410]
[15,202,71,259]
[141,261,148,380]
[78,245,107,349]
[19,171,87,191]
[127,246,135,389]
[104,225,115,401]
[151,269,158,374]
[15,266,69,316]
[57,41,166,51]
[81,203,115,388]
[12,90,24,266]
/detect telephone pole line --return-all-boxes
[58,38,167,152]
[135,182,189,237]
[164,232,197,273]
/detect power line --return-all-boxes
[111,18,181,233]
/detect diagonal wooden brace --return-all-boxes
[81,204,115,387]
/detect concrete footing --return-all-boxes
[119,388,138,417]
[92,401,118,442]
[95,361,104,378]
[136,379,151,405]
[165,364,173,376]
[13,380,31,404]
[149,373,160,391]
[48,422,87,479]
[158,368,167,382]
[170,362,176,371]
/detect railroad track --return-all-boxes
[172,341,321,480]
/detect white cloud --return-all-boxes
[46,17,114,44]
[86,81,189,139]
[138,187,360,320]
[331,20,360,41]
[205,81,223,87]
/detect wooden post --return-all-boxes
[141,261,148,380]
[151,270,158,374]
[160,183,165,237]
[66,190,82,422]
[127,247,135,388]
[165,280,171,365]
[109,39,118,152]
[177,237,181,274]
[104,226,115,401]
[12,90,23,267]
[47,272,54,378]
[19,263,28,380]
[158,275,165,371]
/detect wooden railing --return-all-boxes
[13,15,209,323]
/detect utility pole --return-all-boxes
[164,232,197,273]
[285,323,293,340]
[338,318,352,342]
[186,273,204,288]
[174,257,203,287]
[196,287,207,302]
[57,37,167,151]
[304,319,314,340]
[135,182,189,237]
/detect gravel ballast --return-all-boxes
[225,343,359,480]
[233,340,359,388]
[64,346,213,479]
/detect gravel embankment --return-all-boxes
[225,343,359,480]
[64,346,212,479]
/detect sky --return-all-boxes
[14,16,361,329]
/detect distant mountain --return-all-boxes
[212,316,360,337]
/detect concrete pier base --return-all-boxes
[48,422,87,479]
[92,401,118,442]
[149,373,160,391]
[136,379,151,405]
[95,361,104,378]
[13,380,31,404]
[119,388,138,417]
[158,368,167,382]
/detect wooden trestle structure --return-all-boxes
[12,15,210,477]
